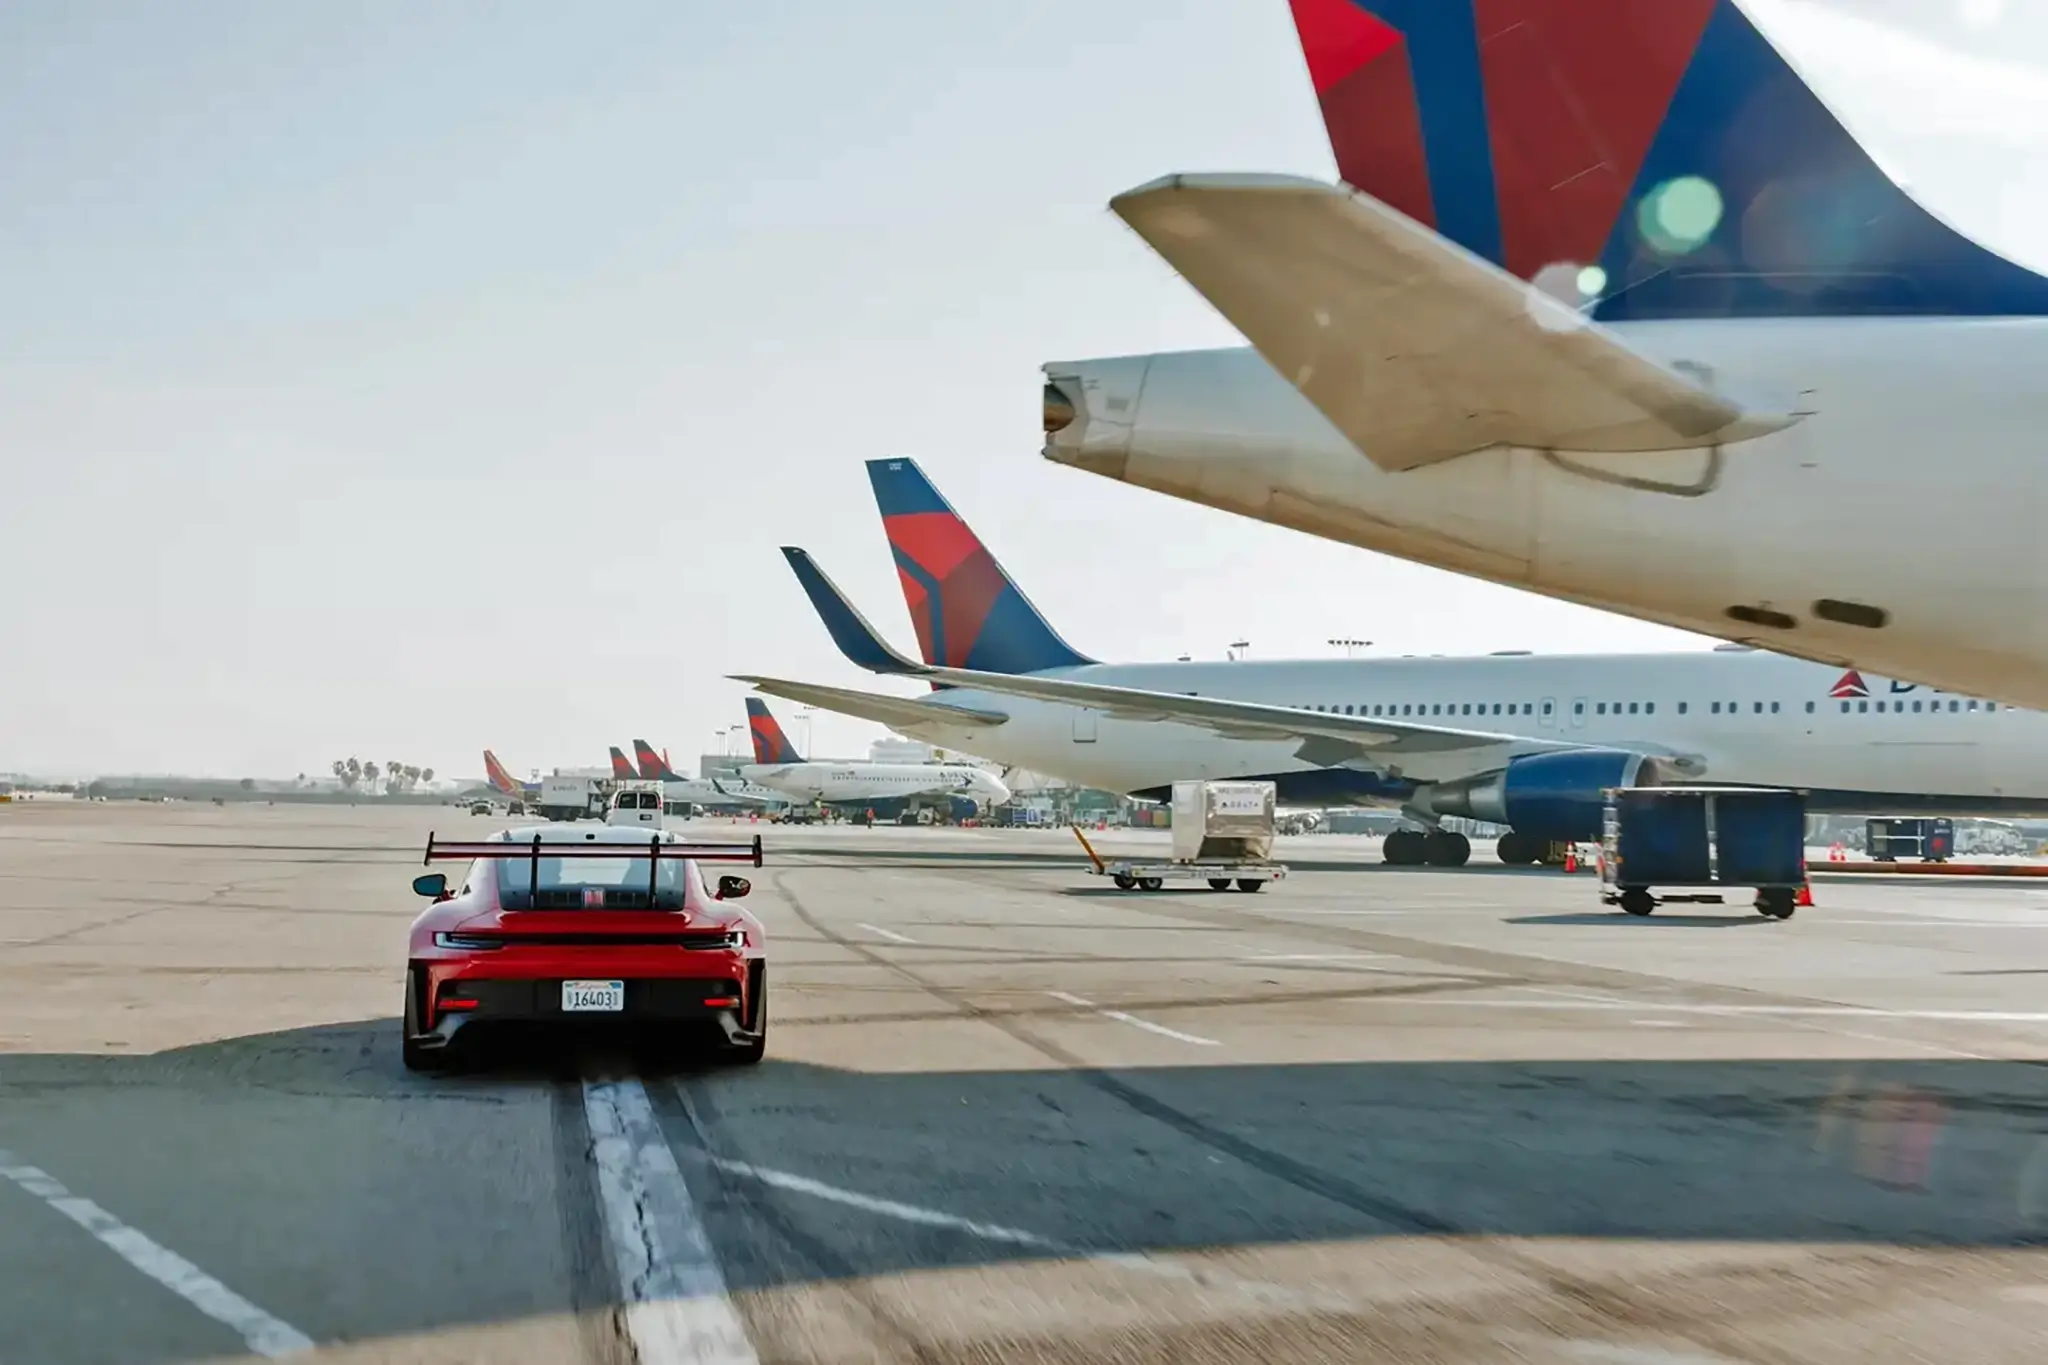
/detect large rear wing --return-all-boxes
[422,832,764,901]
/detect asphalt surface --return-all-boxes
[8,804,2048,1362]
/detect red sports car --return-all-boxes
[402,825,767,1072]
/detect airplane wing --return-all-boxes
[908,664,1585,768]
[1109,173,1801,473]
[730,676,1010,736]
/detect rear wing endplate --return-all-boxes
[422,832,765,902]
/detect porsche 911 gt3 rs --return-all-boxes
[402,825,767,1072]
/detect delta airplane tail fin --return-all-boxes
[608,746,638,781]
[1283,0,2048,322]
[744,698,804,765]
[632,740,681,782]
[865,457,1096,674]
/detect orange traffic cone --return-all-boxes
[1562,845,1578,874]
[1796,882,1814,907]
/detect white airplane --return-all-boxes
[732,457,2048,867]
[736,698,1012,816]
[620,741,781,808]
[1038,0,2048,711]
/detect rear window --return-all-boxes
[489,847,692,906]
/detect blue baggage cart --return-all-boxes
[1600,786,1808,920]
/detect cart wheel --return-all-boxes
[1620,888,1656,916]
[1757,888,1796,920]
[1138,877,1165,892]
[1207,878,1233,891]
[1235,879,1264,893]
[1113,874,1137,890]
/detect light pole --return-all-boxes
[1328,638,1372,657]
[797,706,815,758]
[1228,639,1251,661]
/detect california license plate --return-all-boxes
[562,980,625,1012]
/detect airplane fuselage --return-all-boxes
[1043,318,2048,712]
[876,648,2048,819]
[737,761,1007,807]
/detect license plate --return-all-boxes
[562,980,625,1012]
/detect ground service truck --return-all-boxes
[537,775,603,822]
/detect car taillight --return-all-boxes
[435,932,502,950]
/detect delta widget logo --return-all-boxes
[1830,670,1870,699]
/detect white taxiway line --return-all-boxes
[671,1127,1356,1315]
[0,1152,314,1358]
[1242,953,1393,963]
[582,1079,760,1365]
[673,1091,1756,1359]
[1047,991,1221,1046]
[1391,999,2048,1023]
[857,923,918,945]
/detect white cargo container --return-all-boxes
[1075,779,1286,893]
[537,774,603,822]
[1171,780,1277,864]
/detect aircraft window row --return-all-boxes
[1837,698,2002,714]
[1295,697,2011,719]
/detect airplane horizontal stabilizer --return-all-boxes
[1110,173,1800,472]
[909,663,1570,762]
[730,676,1010,735]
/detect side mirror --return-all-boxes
[716,875,751,900]
[412,873,449,899]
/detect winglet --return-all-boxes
[779,546,933,677]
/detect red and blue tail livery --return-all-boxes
[1288,0,2048,320]
[744,698,804,765]
[632,740,683,782]
[866,457,1095,675]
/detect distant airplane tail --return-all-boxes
[744,697,804,765]
[482,749,523,795]
[1287,0,2048,320]
[632,740,682,782]
[608,746,638,781]
[865,457,1096,674]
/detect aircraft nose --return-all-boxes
[1040,356,1151,478]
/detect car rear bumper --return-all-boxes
[413,953,760,1046]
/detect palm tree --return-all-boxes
[421,767,436,784]
[363,761,380,790]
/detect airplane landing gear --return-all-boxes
[1384,828,1471,867]
[1495,830,1543,865]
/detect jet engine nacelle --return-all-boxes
[1422,749,1667,842]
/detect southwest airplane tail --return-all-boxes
[745,698,805,765]
[481,749,533,797]
[1286,0,2048,321]
[866,457,1095,674]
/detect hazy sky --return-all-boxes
[6,0,2046,780]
